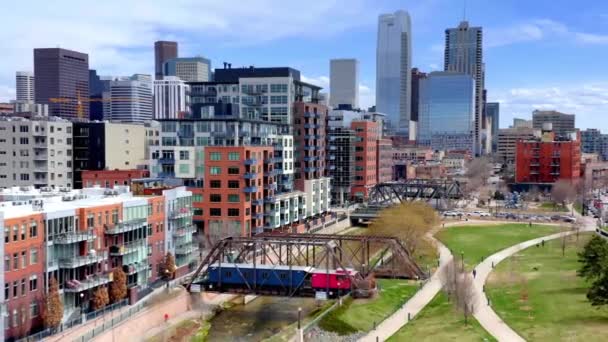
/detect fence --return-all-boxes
[85,299,128,321]
[16,317,83,342]
[71,303,146,342]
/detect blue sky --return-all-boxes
[2,0,608,130]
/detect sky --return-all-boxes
[2,0,608,130]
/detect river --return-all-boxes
[206,296,319,341]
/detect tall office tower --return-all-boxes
[417,72,476,153]
[154,41,178,80]
[34,48,89,119]
[532,110,575,136]
[329,58,359,109]
[89,69,113,120]
[107,74,153,123]
[163,57,211,82]
[410,68,427,140]
[444,21,484,154]
[153,77,189,119]
[485,102,500,152]
[16,71,35,101]
[376,10,412,137]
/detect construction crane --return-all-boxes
[49,94,140,119]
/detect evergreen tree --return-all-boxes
[578,235,608,281]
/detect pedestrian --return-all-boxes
[491,261,494,268]
[529,221,532,227]
[542,239,545,247]
[164,313,169,322]
[473,269,477,278]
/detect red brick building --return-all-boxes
[515,132,581,184]
[351,120,379,200]
[377,138,393,183]
[82,169,150,189]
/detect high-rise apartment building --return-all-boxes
[154,41,178,80]
[329,59,359,109]
[410,68,427,123]
[327,110,355,205]
[417,72,476,153]
[153,77,190,119]
[88,70,113,121]
[16,71,35,102]
[485,102,500,152]
[34,48,89,119]
[163,57,211,82]
[0,117,73,189]
[532,110,575,136]
[376,10,412,136]
[444,21,484,154]
[581,129,608,161]
[351,120,379,200]
[107,74,153,123]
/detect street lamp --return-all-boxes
[165,269,170,290]
[297,307,303,342]
[79,292,85,320]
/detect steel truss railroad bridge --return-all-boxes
[187,233,426,297]
[350,179,463,225]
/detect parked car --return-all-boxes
[550,215,561,221]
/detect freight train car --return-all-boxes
[311,269,358,295]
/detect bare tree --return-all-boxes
[552,180,577,206]
[440,260,477,324]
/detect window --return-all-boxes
[210,152,221,161]
[30,247,38,265]
[210,208,221,216]
[228,180,240,188]
[13,253,18,269]
[228,167,240,175]
[228,152,240,161]
[21,278,26,296]
[29,275,38,291]
[4,256,9,272]
[4,226,8,243]
[210,194,221,202]
[209,166,221,175]
[30,302,39,318]
[12,281,17,298]
[228,194,239,202]
[193,194,203,202]
[11,309,17,328]
[228,208,239,217]
[4,283,8,300]
[21,251,26,269]
[210,180,221,188]
[13,225,18,241]
[29,221,37,238]
[179,164,190,174]
[179,150,190,160]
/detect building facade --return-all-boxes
[532,110,575,136]
[581,129,608,161]
[154,41,178,80]
[497,127,539,164]
[515,131,581,184]
[329,59,359,109]
[107,74,153,123]
[16,72,35,102]
[153,77,190,119]
[0,117,73,189]
[163,57,211,82]
[34,48,89,119]
[376,10,412,136]
[81,169,150,189]
[444,21,484,154]
[377,138,393,183]
[410,68,427,124]
[417,72,476,153]
[351,120,378,200]
[485,102,500,152]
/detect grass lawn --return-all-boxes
[487,233,608,341]
[318,279,418,335]
[539,202,568,212]
[387,292,495,342]
[436,224,563,270]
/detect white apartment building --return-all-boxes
[0,117,72,189]
[107,74,153,123]
[153,77,190,119]
[104,122,147,169]
[303,178,331,217]
[16,71,35,102]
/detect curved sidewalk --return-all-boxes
[472,224,595,342]
[359,235,453,342]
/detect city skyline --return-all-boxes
[1,0,608,130]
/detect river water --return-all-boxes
[206,296,319,341]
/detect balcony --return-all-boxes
[32,130,46,137]
[33,167,47,173]
[64,274,111,293]
[33,141,47,150]
[104,218,147,235]
[273,143,284,151]
[244,186,259,193]
[33,154,48,161]
[159,157,175,164]
[304,167,317,173]
[170,207,192,219]
[53,229,96,244]
[175,243,195,255]
[280,207,287,214]
[253,212,264,219]
[264,170,279,177]
[158,171,175,178]
[124,262,149,275]
[264,210,278,216]
[264,157,281,164]
[58,251,108,269]
[265,183,278,191]
[242,88,268,95]
[244,172,257,179]
[109,240,146,256]
[304,112,320,118]
[304,146,315,151]
[304,123,318,129]
[329,145,337,151]
[304,135,316,140]
[328,155,336,160]
[244,158,258,165]
[173,224,196,237]
[264,196,276,203]
[252,198,264,206]
[304,156,318,162]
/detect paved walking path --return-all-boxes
[472,214,596,342]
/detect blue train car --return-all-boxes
[202,263,314,293]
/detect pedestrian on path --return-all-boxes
[164,313,169,323]
[542,239,545,247]
[473,269,477,278]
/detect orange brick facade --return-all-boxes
[351,120,378,200]
[516,138,581,183]
[82,169,150,189]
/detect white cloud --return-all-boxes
[429,63,439,70]
[0,0,377,102]
[492,83,608,130]
[486,19,608,48]
[301,75,330,89]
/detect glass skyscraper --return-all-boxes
[444,21,484,154]
[418,72,476,152]
[376,10,412,138]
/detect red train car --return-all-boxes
[311,268,358,290]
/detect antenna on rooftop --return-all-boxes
[462,0,467,21]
